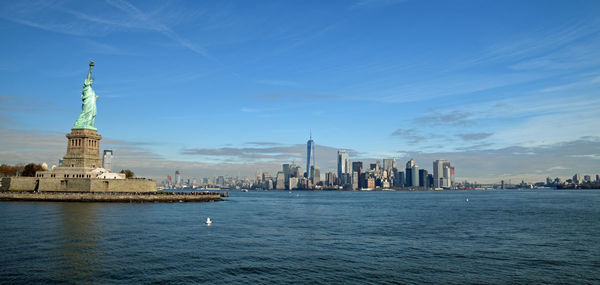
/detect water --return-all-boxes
[1,190,599,284]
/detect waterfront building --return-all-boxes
[433,160,452,188]
[102,150,113,171]
[175,170,182,186]
[411,164,419,187]
[326,171,336,187]
[419,169,429,188]
[573,174,581,184]
[443,166,452,188]
[382,179,390,189]
[396,171,405,187]
[367,177,375,189]
[283,164,291,188]
[352,161,363,174]
[288,177,299,190]
[311,165,321,185]
[352,171,358,190]
[405,159,415,187]
[276,171,285,190]
[337,150,351,180]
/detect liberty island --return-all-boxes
[0,61,225,202]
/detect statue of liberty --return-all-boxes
[73,60,98,130]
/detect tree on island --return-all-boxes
[0,164,19,177]
[0,163,43,177]
[21,163,43,177]
[120,169,135,178]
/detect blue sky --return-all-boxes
[1,0,599,182]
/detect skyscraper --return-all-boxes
[405,158,415,187]
[102,150,113,171]
[175,170,181,186]
[283,164,291,188]
[383,158,395,171]
[411,164,419,187]
[433,160,452,188]
[311,165,321,185]
[276,171,286,190]
[306,133,315,179]
[352,161,363,174]
[419,169,429,188]
[337,149,351,183]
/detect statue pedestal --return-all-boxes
[62,128,102,168]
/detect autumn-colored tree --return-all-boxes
[0,164,21,177]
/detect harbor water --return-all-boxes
[1,190,599,284]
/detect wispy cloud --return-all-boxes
[547,166,569,171]
[391,128,428,144]
[246,142,283,146]
[414,110,474,127]
[457,133,493,141]
[569,154,600,160]
[257,92,338,101]
[0,0,213,59]
[104,0,212,59]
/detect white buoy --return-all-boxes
[206,217,212,225]
[466,198,469,202]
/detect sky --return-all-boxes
[1,0,599,183]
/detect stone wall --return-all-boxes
[90,179,156,192]
[3,177,156,192]
[3,177,38,191]
[0,191,223,202]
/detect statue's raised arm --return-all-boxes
[73,60,98,130]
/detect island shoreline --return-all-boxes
[0,191,228,203]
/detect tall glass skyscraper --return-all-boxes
[337,150,351,179]
[433,160,452,188]
[102,150,113,171]
[306,133,315,179]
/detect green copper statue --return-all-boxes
[73,60,98,130]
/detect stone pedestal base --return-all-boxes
[62,128,102,168]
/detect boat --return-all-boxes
[206,217,212,225]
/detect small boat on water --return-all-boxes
[241,189,248,192]
[206,217,212,225]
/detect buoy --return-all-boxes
[206,217,212,225]
[466,198,469,202]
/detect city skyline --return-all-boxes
[1,1,600,182]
